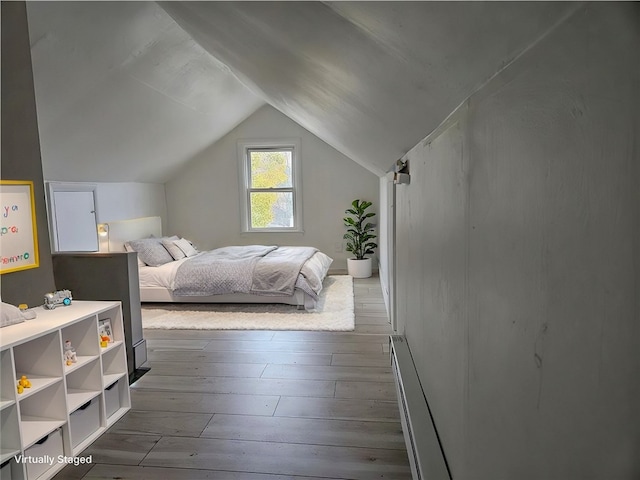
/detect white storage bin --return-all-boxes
[69,397,100,448]
[25,427,63,479]
[0,459,13,480]
[104,380,121,418]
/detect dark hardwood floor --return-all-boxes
[54,275,411,479]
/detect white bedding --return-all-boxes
[138,249,333,303]
[107,217,333,309]
[139,255,189,289]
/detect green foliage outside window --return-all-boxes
[249,150,292,228]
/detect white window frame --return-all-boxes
[237,138,303,233]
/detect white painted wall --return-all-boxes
[45,181,168,228]
[165,105,379,271]
[396,3,639,479]
[94,183,167,226]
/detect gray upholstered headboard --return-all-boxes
[104,216,162,252]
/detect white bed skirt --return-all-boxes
[140,287,315,310]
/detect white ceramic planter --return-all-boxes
[347,258,372,278]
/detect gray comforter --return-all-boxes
[172,245,323,298]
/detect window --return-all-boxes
[238,139,302,232]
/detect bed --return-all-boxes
[105,216,333,310]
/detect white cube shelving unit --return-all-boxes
[0,301,131,480]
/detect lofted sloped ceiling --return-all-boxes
[160,1,575,176]
[26,1,265,183]
[27,1,576,182]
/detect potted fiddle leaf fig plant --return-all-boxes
[343,199,377,278]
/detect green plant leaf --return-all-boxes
[342,198,377,261]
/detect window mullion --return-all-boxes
[249,187,294,193]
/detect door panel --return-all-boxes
[53,191,98,251]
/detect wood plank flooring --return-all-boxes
[53,275,411,480]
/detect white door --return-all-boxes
[52,191,98,251]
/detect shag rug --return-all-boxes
[141,275,354,331]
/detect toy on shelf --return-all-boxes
[17,375,31,393]
[98,318,113,347]
[64,340,77,366]
[18,303,37,319]
[43,289,72,310]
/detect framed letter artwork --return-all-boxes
[0,180,40,274]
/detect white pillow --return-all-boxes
[125,237,174,267]
[124,242,147,267]
[174,238,198,257]
[162,238,186,260]
[1,302,27,327]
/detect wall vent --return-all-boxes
[390,335,451,480]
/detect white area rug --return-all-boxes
[141,275,354,331]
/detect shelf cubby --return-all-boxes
[0,349,16,410]
[25,427,63,480]
[101,342,128,379]
[99,339,123,356]
[65,359,102,413]
[64,353,100,375]
[104,376,131,424]
[13,375,62,402]
[62,316,100,370]
[1,404,21,463]
[13,331,63,401]
[69,396,102,451]
[98,305,123,343]
[19,381,67,450]
[1,456,24,480]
